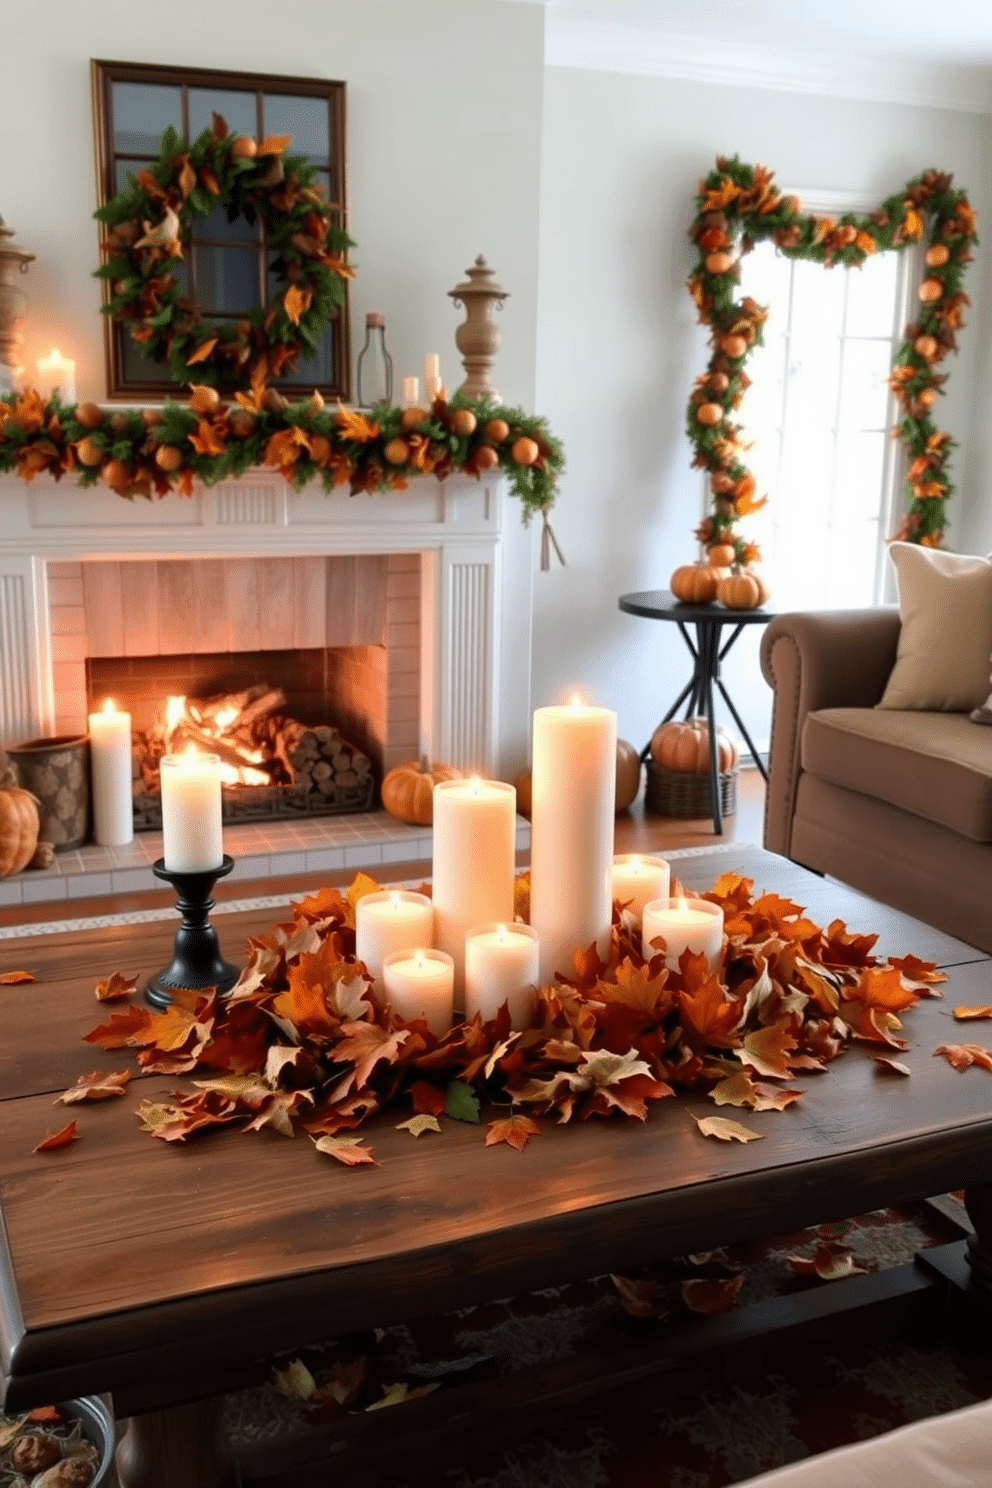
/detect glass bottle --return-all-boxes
[356,312,393,407]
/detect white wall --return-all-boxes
[533,65,992,759]
[2,0,545,413]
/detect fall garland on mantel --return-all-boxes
[28,870,957,1164]
[686,159,978,559]
[0,381,567,565]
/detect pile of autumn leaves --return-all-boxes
[50,870,966,1166]
[685,158,978,555]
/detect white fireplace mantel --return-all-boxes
[0,470,534,780]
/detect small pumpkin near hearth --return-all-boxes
[650,718,738,774]
[670,562,719,605]
[381,757,462,826]
[0,755,40,877]
[515,738,642,819]
[716,568,764,610]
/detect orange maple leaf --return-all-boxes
[739,1020,798,1078]
[0,969,35,984]
[56,1069,132,1104]
[283,284,313,326]
[678,977,744,1048]
[188,417,227,456]
[682,1274,744,1314]
[34,1120,81,1153]
[85,1003,155,1049]
[264,425,311,469]
[847,965,920,1014]
[935,1043,992,1073]
[95,970,138,1002]
[257,133,293,156]
[409,1081,447,1116]
[485,1114,540,1151]
[335,406,380,443]
[331,1022,410,1096]
[312,1134,377,1166]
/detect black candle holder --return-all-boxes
[145,855,239,1009]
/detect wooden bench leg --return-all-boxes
[114,1398,234,1488]
[964,1184,992,1288]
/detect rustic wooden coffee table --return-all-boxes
[1,846,990,1488]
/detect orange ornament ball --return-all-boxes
[384,437,410,465]
[154,444,184,472]
[474,444,500,470]
[914,335,938,360]
[696,402,724,427]
[101,458,131,491]
[75,401,104,430]
[231,136,258,159]
[451,409,477,436]
[721,334,748,359]
[75,436,104,468]
[484,418,510,443]
[918,278,943,303]
[705,251,734,274]
[511,436,539,466]
[401,406,428,431]
[925,244,950,267]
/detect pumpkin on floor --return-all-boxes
[0,756,40,877]
[515,738,641,820]
[381,758,462,826]
[649,718,738,774]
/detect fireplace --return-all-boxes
[0,470,533,787]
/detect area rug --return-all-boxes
[225,1196,992,1486]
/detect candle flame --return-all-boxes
[390,891,400,908]
[414,951,425,971]
[497,923,507,943]
[164,695,185,740]
[470,775,481,796]
[101,697,118,715]
[631,854,642,872]
[676,896,689,914]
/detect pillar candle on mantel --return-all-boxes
[530,700,617,985]
[160,750,223,873]
[402,375,420,407]
[36,348,76,404]
[432,778,516,989]
[88,698,133,847]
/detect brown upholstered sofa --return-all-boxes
[760,608,992,954]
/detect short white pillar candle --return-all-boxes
[36,348,76,404]
[465,921,540,1030]
[432,778,516,988]
[160,750,223,873]
[402,375,420,407]
[382,948,454,1037]
[424,352,441,401]
[355,889,434,994]
[611,854,670,922]
[88,697,134,847]
[642,897,724,973]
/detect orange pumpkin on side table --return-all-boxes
[0,756,40,877]
[716,568,764,610]
[670,562,720,605]
[380,757,463,826]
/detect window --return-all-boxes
[91,59,349,401]
[733,195,914,610]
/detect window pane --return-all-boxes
[113,83,182,155]
[196,202,261,245]
[280,320,338,385]
[263,94,329,166]
[845,249,900,338]
[194,245,262,312]
[121,338,175,385]
[740,243,792,323]
[826,519,879,606]
[834,432,887,523]
[784,334,841,432]
[790,258,845,337]
[188,87,256,142]
[837,339,894,431]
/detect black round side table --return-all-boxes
[618,589,774,833]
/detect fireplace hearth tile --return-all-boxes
[21,876,68,903]
[67,873,113,899]
[304,847,346,874]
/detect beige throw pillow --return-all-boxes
[878,543,992,712]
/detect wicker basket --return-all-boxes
[645,759,737,819]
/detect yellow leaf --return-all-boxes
[186,338,219,366]
[694,1115,763,1143]
[335,406,381,443]
[257,133,293,156]
[396,1114,442,1137]
[283,283,311,326]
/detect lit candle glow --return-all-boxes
[160,748,223,873]
[611,854,670,922]
[465,920,540,1029]
[642,896,724,973]
[36,348,76,405]
[432,777,516,990]
[402,375,420,407]
[88,697,133,847]
[355,889,434,994]
[382,948,454,1036]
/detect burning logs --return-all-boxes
[132,684,375,827]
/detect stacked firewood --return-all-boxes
[133,684,372,798]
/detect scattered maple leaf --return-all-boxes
[873,1056,911,1076]
[332,1022,409,1096]
[887,954,946,991]
[56,1069,132,1104]
[312,1134,377,1166]
[611,1274,667,1318]
[271,1359,317,1400]
[786,1243,867,1281]
[953,1006,992,1021]
[445,1080,481,1124]
[408,1080,447,1116]
[738,1021,798,1079]
[366,1381,440,1411]
[84,1003,155,1049]
[935,1043,992,1073]
[694,1115,763,1143]
[135,1099,180,1133]
[396,1114,442,1137]
[33,1120,80,1153]
[682,1274,745,1314]
[308,1358,368,1411]
[0,969,35,984]
[485,1114,540,1151]
[711,1071,802,1111]
[95,971,138,1002]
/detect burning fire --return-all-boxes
[163,694,271,786]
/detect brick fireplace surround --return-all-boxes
[0,470,532,908]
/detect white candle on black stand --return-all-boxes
[160,750,223,872]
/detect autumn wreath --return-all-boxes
[686,159,978,561]
[94,115,353,390]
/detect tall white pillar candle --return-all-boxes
[355,890,434,994]
[160,750,223,873]
[432,778,516,989]
[424,352,441,402]
[612,855,670,923]
[36,348,76,404]
[465,921,540,1030]
[382,949,454,1037]
[530,702,617,984]
[88,697,133,846]
[642,897,724,973]
[402,375,420,407]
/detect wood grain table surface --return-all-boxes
[2,847,990,1426]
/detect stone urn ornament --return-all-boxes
[0,215,35,394]
[447,254,509,401]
